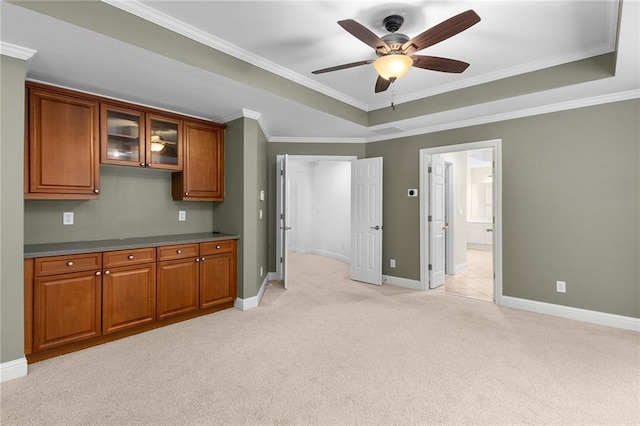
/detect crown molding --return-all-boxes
[269,136,366,144]
[100,0,368,111]
[215,108,272,140]
[0,42,36,61]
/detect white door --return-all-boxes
[429,155,446,288]
[350,157,383,285]
[277,155,291,289]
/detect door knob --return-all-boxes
[370,225,380,230]
[442,224,449,230]
[486,228,493,232]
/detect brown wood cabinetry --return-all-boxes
[172,120,225,201]
[32,253,103,352]
[200,240,237,308]
[25,83,100,199]
[102,248,156,334]
[157,244,200,320]
[24,238,237,362]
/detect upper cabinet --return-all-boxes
[101,104,183,171]
[172,120,225,201]
[25,83,224,201]
[25,83,100,200]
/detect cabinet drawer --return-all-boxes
[157,244,199,261]
[103,247,155,268]
[200,240,236,255]
[34,253,102,277]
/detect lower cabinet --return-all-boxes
[200,240,237,309]
[25,238,237,361]
[157,244,200,320]
[102,263,156,334]
[33,270,102,352]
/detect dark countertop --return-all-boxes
[24,232,239,258]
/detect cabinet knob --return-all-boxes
[139,162,145,167]
[185,192,189,196]
[146,163,152,167]
[216,245,221,249]
[201,257,205,261]
[104,270,110,275]
[67,261,74,266]
[128,255,135,260]
[195,258,200,262]
[177,249,182,254]
[94,189,100,194]
[96,271,101,276]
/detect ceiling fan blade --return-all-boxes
[375,75,391,93]
[338,19,390,53]
[312,60,374,74]
[412,55,470,73]
[402,10,480,54]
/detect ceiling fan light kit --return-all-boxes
[373,54,414,81]
[312,10,481,93]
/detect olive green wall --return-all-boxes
[1,55,27,363]
[24,166,215,244]
[366,99,639,318]
[266,143,366,272]
[211,117,269,299]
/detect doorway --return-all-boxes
[419,140,503,304]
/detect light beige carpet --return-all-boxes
[2,251,639,425]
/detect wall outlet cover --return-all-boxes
[178,211,186,221]
[63,212,74,225]
[556,280,566,293]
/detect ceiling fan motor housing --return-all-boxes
[383,15,404,33]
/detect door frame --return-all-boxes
[444,161,455,275]
[274,155,357,281]
[419,139,503,305]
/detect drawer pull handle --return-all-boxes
[128,255,134,260]
[177,249,182,254]
[67,261,74,266]
[216,245,221,249]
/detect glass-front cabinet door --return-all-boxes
[146,114,182,171]
[100,104,144,167]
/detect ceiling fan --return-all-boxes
[312,10,481,93]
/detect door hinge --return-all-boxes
[428,166,432,173]
[280,213,284,220]
[428,264,432,271]
[428,215,432,222]
[280,170,284,176]
[280,257,283,263]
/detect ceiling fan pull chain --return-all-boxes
[391,89,396,111]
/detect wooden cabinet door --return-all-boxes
[102,263,156,334]
[28,86,100,199]
[33,271,102,352]
[200,252,236,309]
[100,103,145,167]
[157,258,199,320]
[146,114,182,171]
[172,121,224,201]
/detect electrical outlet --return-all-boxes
[390,259,396,268]
[259,209,263,219]
[260,266,264,276]
[556,280,566,293]
[63,212,74,225]
[407,189,418,197]
[178,210,186,221]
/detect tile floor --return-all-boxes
[433,248,494,302]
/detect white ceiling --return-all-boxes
[1,0,638,142]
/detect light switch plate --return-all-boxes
[63,212,74,225]
[178,210,186,221]
[260,190,265,201]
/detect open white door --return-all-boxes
[350,157,383,285]
[276,155,291,289]
[429,154,446,288]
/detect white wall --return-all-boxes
[288,160,351,263]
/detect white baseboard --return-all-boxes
[500,296,640,332]
[234,273,271,311]
[455,262,468,274]
[295,248,349,264]
[0,357,28,383]
[383,275,422,290]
